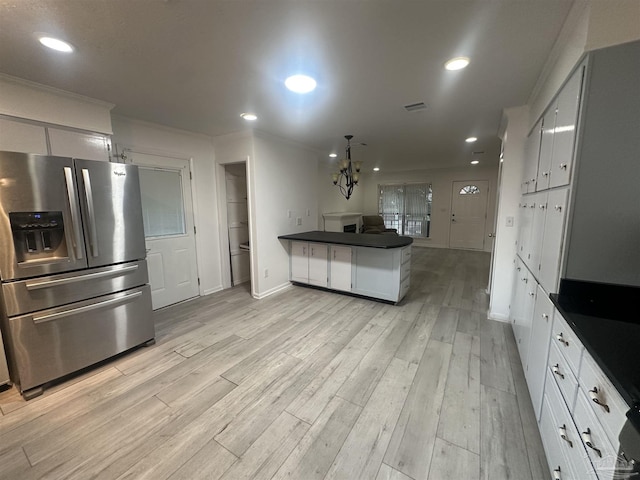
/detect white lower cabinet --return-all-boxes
[329,245,352,292]
[525,284,554,420]
[288,241,410,302]
[291,241,328,287]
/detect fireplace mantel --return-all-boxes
[322,212,363,233]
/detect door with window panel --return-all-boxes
[131,151,199,309]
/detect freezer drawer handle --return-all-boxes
[64,167,84,260]
[25,264,139,290]
[82,168,99,257]
[32,291,142,324]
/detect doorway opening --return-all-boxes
[449,180,489,250]
[224,163,250,286]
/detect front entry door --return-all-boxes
[449,180,489,250]
[129,150,199,309]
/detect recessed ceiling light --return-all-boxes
[471,160,480,165]
[329,153,337,158]
[240,113,257,121]
[465,137,478,143]
[285,75,317,94]
[373,167,380,172]
[445,56,470,71]
[38,36,74,53]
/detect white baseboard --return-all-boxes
[253,282,292,299]
[203,285,224,296]
[487,310,510,323]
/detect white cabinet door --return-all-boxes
[49,128,110,161]
[536,106,556,191]
[511,258,527,353]
[539,188,569,293]
[523,120,542,193]
[525,285,554,420]
[291,241,309,283]
[329,245,352,292]
[516,198,533,259]
[528,191,547,275]
[0,118,48,154]
[308,243,328,287]
[549,66,583,189]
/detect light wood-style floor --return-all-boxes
[0,247,548,480]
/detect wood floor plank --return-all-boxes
[437,332,481,454]
[114,353,301,480]
[285,322,385,424]
[325,357,418,480]
[383,340,452,480]
[218,411,309,480]
[480,385,532,480]
[337,316,413,406]
[429,306,459,344]
[479,318,516,394]
[166,439,237,480]
[427,438,480,480]
[457,308,482,337]
[395,303,439,364]
[376,463,414,480]
[272,396,361,480]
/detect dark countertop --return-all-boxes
[278,231,413,249]
[550,279,640,408]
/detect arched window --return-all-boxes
[459,185,480,195]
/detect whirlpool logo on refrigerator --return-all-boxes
[113,170,126,177]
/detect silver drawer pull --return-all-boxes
[26,264,139,290]
[542,313,549,320]
[581,429,602,457]
[552,364,565,379]
[32,291,142,324]
[553,467,562,480]
[589,387,610,413]
[542,171,549,177]
[556,333,569,346]
[554,205,563,212]
[558,425,573,448]
[559,163,568,170]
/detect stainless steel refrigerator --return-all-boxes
[0,151,154,399]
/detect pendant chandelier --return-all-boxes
[331,135,362,200]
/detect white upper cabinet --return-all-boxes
[48,128,111,161]
[549,67,584,189]
[539,187,569,293]
[536,106,556,191]
[522,120,542,194]
[0,117,48,155]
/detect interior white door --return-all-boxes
[130,151,199,309]
[449,180,489,250]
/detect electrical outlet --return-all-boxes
[296,217,302,226]
[264,268,269,278]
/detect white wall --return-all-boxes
[359,164,499,252]
[488,106,528,322]
[250,131,320,298]
[0,73,113,134]
[111,115,223,296]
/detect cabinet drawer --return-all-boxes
[543,374,592,479]
[578,351,628,450]
[548,341,579,411]
[401,246,411,264]
[552,311,583,376]
[574,392,619,480]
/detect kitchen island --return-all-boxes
[278,231,413,303]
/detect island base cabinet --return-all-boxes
[329,245,352,292]
[290,241,328,287]
[352,246,409,303]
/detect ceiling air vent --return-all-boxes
[404,102,427,112]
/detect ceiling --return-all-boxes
[0,1,574,171]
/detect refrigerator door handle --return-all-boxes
[82,168,99,257]
[25,264,139,290]
[32,291,143,324]
[64,167,84,260]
